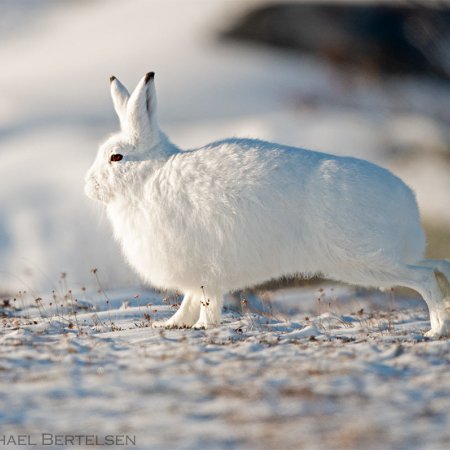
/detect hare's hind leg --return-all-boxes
[152,292,200,328]
[417,259,450,311]
[387,265,450,337]
[337,263,449,337]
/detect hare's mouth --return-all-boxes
[85,180,109,204]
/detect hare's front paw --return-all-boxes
[152,318,193,329]
[152,293,201,329]
[152,319,176,329]
[192,297,222,329]
[192,319,219,330]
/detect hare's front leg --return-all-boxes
[152,293,200,328]
[192,290,223,329]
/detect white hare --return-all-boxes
[85,72,450,336]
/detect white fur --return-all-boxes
[85,73,450,336]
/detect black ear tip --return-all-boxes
[144,72,155,83]
[109,75,116,83]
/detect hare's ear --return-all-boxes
[110,76,130,129]
[126,72,158,143]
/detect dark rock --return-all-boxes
[223,2,450,79]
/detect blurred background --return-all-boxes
[0,0,449,294]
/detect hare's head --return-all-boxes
[85,72,173,204]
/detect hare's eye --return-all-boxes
[110,154,123,162]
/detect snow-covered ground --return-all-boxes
[1,284,450,450]
[1,1,450,449]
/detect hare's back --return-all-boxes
[182,139,410,198]
[196,139,423,256]
[168,139,418,219]
[175,139,319,196]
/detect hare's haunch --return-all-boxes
[85,73,450,336]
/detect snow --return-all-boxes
[1,284,450,449]
[0,1,449,448]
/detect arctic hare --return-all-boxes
[85,72,450,337]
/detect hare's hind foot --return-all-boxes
[424,328,450,339]
[424,269,450,338]
[416,268,450,338]
[152,293,200,329]
[425,301,450,338]
[336,263,450,338]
